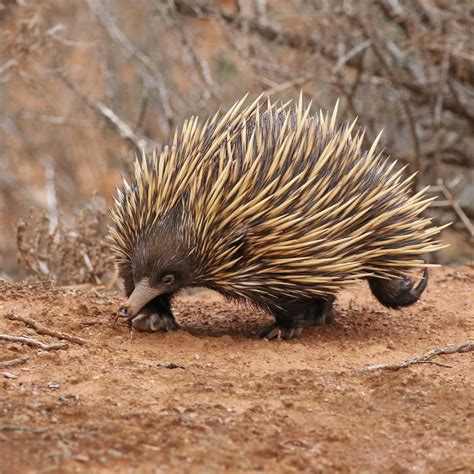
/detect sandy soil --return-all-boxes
[0,266,473,473]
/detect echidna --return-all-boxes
[109,94,445,339]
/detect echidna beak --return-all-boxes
[118,278,163,319]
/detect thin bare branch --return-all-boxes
[17,111,95,127]
[437,180,474,238]
[359,342,474,372]
[0,355,29,368]
[87,0,174,131]
[0,334,67,351]
[174,1,474,121]
[359,18,423,189]
[333,40,371,73]
[264,76,314,97]
[6,312,88,345]
[174,16,217,102]
[60,73,155,150]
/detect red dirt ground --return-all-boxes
[1,266,473,473]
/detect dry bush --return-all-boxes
[16,198,114,285]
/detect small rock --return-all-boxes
[75,454,90,462]
[106,448,122,458]
[3,372,17,379]
[47,381,60,389]
[161,362,185,370]
[58,394,79,404]
[37,351,58,359]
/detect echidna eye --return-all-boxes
[162,274,175,285]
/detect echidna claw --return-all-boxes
[130,312,179,333]
[259,324,302,341]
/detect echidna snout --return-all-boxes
[119,278,170,319]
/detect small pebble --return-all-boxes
[75,454,90,462]
[161,362,185,369]
[107,448,122,458]
[58,394,79,404]
[47,381,60,389]
[3,372,17,379]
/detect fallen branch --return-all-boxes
[6,312,88,345]
[358,342,474,373]
[0,334,67,351]
[0,425,48,433]
[0,355,29,368]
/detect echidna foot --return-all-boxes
[312,306,336,325]
[325,307,336,324]
[129,312,179,332]
[259,323,303,341]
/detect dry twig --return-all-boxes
[358,342,474,373]
[6,312,88,345]
[0,425,48,433]
[0,355,29,368]
[0,334,67,351]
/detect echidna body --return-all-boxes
[109,95,444,339]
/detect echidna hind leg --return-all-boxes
[259,297,334,340]
[259,322,303,341]
[311,296,336,325]
[128,295,179,332]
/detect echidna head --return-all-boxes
[118,223,196,318]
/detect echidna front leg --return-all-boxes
[128,294,179,332]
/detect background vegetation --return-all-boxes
[1,0,473,283]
